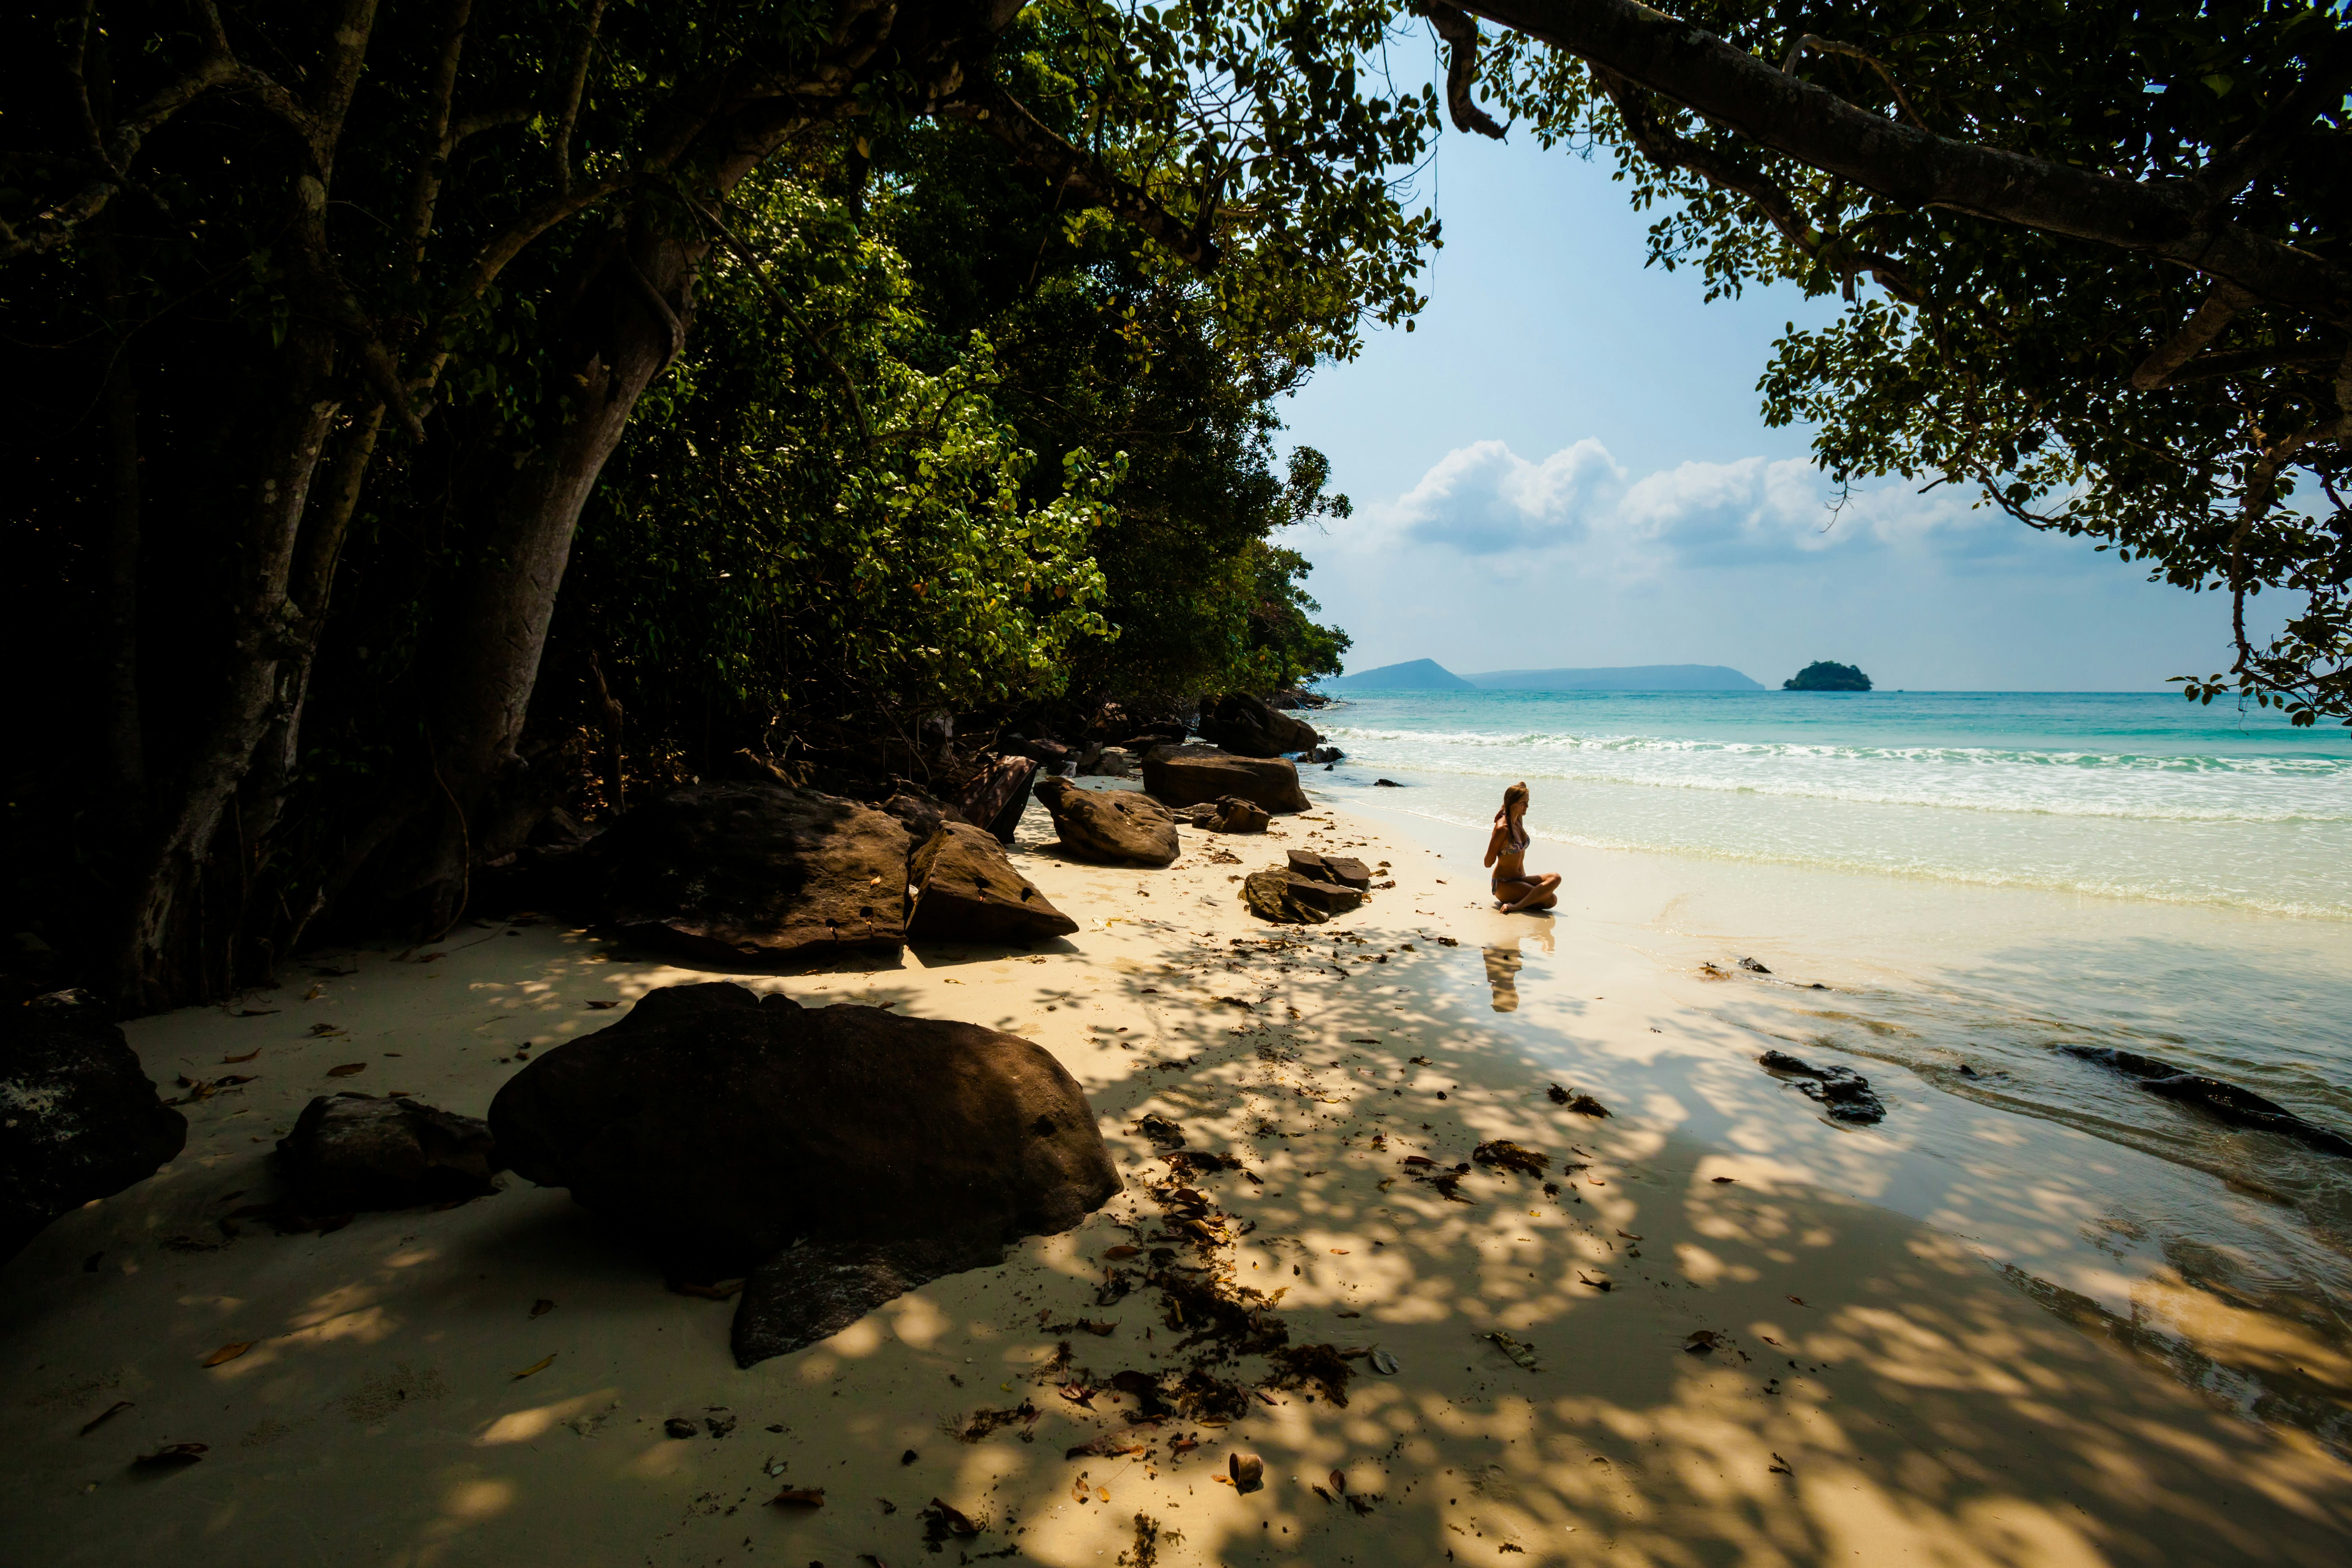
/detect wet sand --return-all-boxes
[4,790,2349,1565]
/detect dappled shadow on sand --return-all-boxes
[7,904,2350,1566]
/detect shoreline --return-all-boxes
[5,787,2350,1564]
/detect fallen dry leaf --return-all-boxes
[79,1400,133,1437]
[1787,1295,1809,1307]
[585,999,619,1010]
[1103,1245,1141,1260]
[668,1278,745,1301]
[202,1342,253,1368]
[1684,1330,1723,1355]
[221,1048,262,1064]
[925,1497,978,1535]
[325,1061,366,1077]
[307,1022,345,1037]
[769,1487,826,1508]
[510,1354,556,1379]
[1711,1175,1737,1184]
[1329,1469,1347,1493]
[530,1299,556,1318]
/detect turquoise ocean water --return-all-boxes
[1306,688,2352,1431]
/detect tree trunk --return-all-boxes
[90,214,145,823]
[370,224,700,930]
[116,322,341,1007]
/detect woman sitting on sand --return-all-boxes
[1485,781,1561,913]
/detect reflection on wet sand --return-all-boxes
[1484,926,1554,1012]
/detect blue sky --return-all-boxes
[1275,126,2263,692]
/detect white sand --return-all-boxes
[5,793,2349,1565]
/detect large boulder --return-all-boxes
[489,982,1119,1365]
[1033,777,1179,865]
[568,782,908,960]
[956,755,1037,844]
[1141,744,1310,813]
[2,994,187,1259]
[276,1093,502,1213]
[1198,692,1320,757]
[907,822,1079,945]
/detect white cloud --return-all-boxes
[1354,438,2000,573]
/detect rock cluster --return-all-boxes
[488,982,1120,1366]
[1241,850,1373,925]
[1758,1050,1886,1124]
[1,993,186,1259]
[1176,796,1270,833]
[569,779,1076,957]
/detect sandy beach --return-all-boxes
[6,785,2350,1567]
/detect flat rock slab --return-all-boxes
[1033,778,1179,865]
[733,1232,1009,1367]
[956,756,1037,844]
[1140,745,1309,813]
[569,782,908,961]
[0,997,186,1260]
[1287,849,1371,889]
[489,981,1119,1320]
[908,821,1078,945]
[276,1092,501,1213]
[2067,1045,2352,1156]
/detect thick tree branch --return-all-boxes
[2131,282,2255,390]
[1595,67,1922,306]
[1460,0,2352,324]
[551,0,608,196]
[2164,343,2347,385]
[1780,34,1928,131]
[940,81,1218,270]
[1419,4,1508,139]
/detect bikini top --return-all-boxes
[1496,817,1529,853]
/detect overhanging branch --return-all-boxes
[1459,0,2352,324]
[940,82,1218,270]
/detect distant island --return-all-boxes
[1321,659,1763,693]
[1783,660,1873,691]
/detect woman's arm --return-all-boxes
[1483,824,1503,868]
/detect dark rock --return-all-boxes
[1738,957,1772,974]
[1758,1050,1885,1125]
[877,790,966,845]
[1241,866,1365,924]
[1081,746,1140,779]
[1286,850,1371,891]
[956,755,1037,844]
[276,1093,502,1213]
[1197,693,1321,757]
[1139,744,1309,814]
[1372,778,1403,788]
[489,981,1118,1362]
[1032,778,1178,865]
[907,822,1078,945]
[1181,796,1270,834]
[1,994,187,1259]
[569,782,909,960]
[1021,738,1072,772]
[2065,1046,2352,1156]
[1306,745,1344,764]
